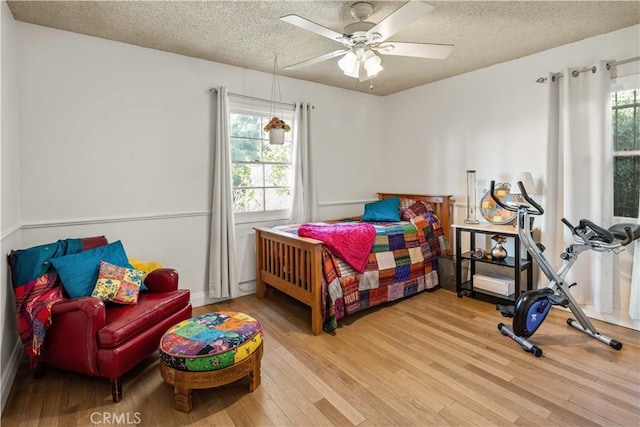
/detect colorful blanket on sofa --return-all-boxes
[278,209,446,332]
[8,239,83,367]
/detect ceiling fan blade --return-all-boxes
[367,1,434,43]
[376,42,453,59]
[281,14,344,42]
[284,50,349,71]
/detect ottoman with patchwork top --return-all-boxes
[159,311,263,412]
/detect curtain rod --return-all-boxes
[607,56,640,70]
[208,88,296,109]
[536,56,640,83]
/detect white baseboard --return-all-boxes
[1,340,23,416]
[581,306,640,331]
[553,305,640,331]
[189,283,256,309]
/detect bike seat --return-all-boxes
[609,223,640,243]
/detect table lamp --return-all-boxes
[510,172,536,196]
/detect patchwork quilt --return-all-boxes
[279,209,446,332]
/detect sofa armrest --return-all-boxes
[46,297,106,375]
[144,268,179,293]
[51,296,106,325]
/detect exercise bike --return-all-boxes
[489,180,640,357]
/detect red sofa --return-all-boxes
[9,236,192,402]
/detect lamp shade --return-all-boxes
[338,52,357,73]
[511,172,536,195]
[343,61,360,78]
[363,51,383,77]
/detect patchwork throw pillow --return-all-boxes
[92,261,143,304]
[361,197,401,222]
[50,240,132,299]
[401,200,434,221]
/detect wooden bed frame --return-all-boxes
[255,193,453,335]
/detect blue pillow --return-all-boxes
[50,240,133,299]
[361,197,401,222]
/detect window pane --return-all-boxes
[614,107,636,151]
[614,156,640,218]
[265,164,291,187]
[263,140,292,163]
[229,107,294,214]
[265,188,291,211]
[230,113,261,138]
[232,164,263,187]
[231,138,260,162]
[615,90,636,107]
[233,189,264,213]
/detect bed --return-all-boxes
[254,193,453,335]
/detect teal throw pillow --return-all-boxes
[361,197,401,222]
[50,240,132,299]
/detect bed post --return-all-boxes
[440,196,452,254]
[255,228,265,298]
[310,245,323,336]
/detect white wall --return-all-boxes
[1,0,22,414]
[15,22,387,305]
[384,24,640,329]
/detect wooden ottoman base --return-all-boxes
[160,343,263,413]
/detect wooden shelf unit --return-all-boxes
[453,223,535,305]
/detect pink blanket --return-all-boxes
[298,223,376,273]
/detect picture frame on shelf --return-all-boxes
[480,183,521,225]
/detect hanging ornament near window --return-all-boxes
[264,54,291,145]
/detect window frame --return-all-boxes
[228,100,295,224]
[610,75,640,220]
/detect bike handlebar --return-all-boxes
[489,180,544,216]
[620,226,635,246]
[487,182,637,249]
[563,217,636,246]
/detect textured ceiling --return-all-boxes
[7,1,640,96]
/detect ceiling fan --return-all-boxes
[281,1,454,81]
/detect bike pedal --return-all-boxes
[497,304,514,318]
[548,295,568,306]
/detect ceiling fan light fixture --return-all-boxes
[363,50,383,77]
[343,61,361,78]
[338,51,358,73]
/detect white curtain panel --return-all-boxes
[290,102,317,223]
[630,198,640,320]
[543,73,563,284]
[545,61,614,313]
[208,87,238,299]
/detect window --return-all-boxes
[611,83,640,218]
[229,103,294,218]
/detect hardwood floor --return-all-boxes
[2,289,639,426]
